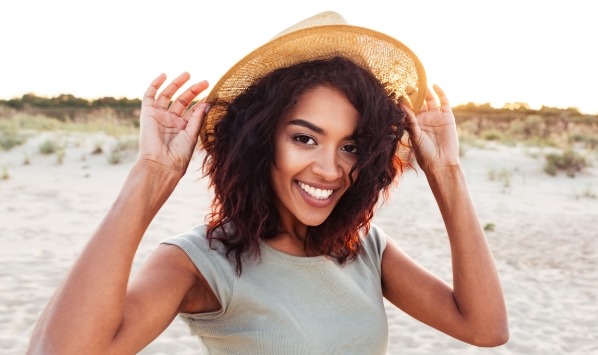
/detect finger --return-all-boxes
[142,73,167,108]
[403,105,418,129]
[401,104,421,140]
[432,84,452,113]
[180,97,205,123]
[155,72,191,110]
[180,95,207,121]
[169,80,209,117]
[424,86,439,112]
[185,102,210,144]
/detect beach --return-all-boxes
[1,132,597,354]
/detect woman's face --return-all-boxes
[271,85,359,230]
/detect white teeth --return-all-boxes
[298,182,333,200]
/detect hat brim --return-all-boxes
[201,24,426,144]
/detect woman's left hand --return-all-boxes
[404,85,460,173]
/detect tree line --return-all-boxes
[0,94,142,121]
[1,93,597,125]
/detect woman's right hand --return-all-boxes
[27,73,210,355]
[138,72,210,175]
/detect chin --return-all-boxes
[300,213,332,227]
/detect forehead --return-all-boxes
[282,85,359,129]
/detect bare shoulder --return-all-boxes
[139,243,221,314]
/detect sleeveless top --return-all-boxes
[161,223,389,355]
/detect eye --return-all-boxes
[293,134,316,145]
[341,144,358,154]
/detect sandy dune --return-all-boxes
[1,133,596,354]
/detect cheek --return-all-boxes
[350,168,359,183]
[342,157,358,182]
[273,139,306,173]
[273,149,288,175]
[271,141,301,188]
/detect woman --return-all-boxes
[28,12,508,354]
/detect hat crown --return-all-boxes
[273,11,348,39]
[201,11,427,147]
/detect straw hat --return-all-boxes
[200,11,426,144]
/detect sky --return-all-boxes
[1,0,597,114]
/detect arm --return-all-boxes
[381,85,508,346]
[28,73,213,354]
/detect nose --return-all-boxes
[311,149,343,181]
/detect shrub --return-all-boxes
[544,150,588,177]
[487,168,513,193]
[1,165,9,180]
[569,133,598,150]
[39,139,59,155]
[0,132,27,150]
[484,223,496,232]
[56,148,65,165]
[482,130,503,141]
[91,143,103,155]
[107,147,121,165]
[0,119,28,150]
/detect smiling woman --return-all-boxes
[28,11,508,354]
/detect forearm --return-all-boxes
[425,166,508,340]
[30,161,182,352]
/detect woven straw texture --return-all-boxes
[201,15,426,144]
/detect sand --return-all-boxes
[1,132,597,354]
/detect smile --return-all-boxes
[298,182,334,200]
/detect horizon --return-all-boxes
[2,0,597,115]
[1,91,593,116]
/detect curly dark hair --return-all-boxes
[201,56,409,274]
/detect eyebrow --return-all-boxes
[286,119,324,134]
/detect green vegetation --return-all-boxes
[39,139,59,155]
[0,93,141,121]
[55,147,65,165]
[0,130,27,150]
[487,167,513,193]
[569,133,598,150]
[1,97,596,176]
[453,102,598,151]
[107,147,121,165]
[483,223,496,232]
[106,137,139,165]
[0,111,138,154]
[0,114,29,150]
[453,102,597,177]
[544,150,589,177]
[1,165,9,180]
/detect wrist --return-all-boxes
[132,158,186,182]
[116,160,183,213]
[423,163,467,190]
[420,161,463,177]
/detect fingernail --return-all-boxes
[204,104,211,114]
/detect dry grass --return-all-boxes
[2,106,597,176]
[0,110,139,165]
[0,164,9,180]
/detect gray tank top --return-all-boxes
[161,224,389,354]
